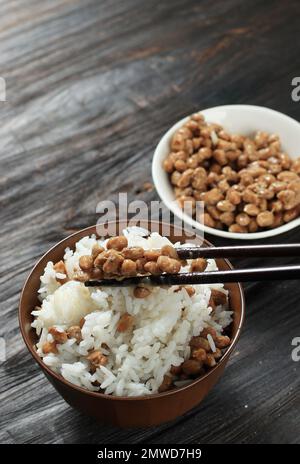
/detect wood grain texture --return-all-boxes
[0,0,299,444]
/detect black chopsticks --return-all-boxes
[174,244,300,259]
[84,244,300,287]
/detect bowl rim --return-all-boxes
[152,104,300,240]
[19,222,245,402]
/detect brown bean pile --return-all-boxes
[163,113,300,232]
[72,236,208,282]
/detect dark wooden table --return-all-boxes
[0,0,299,445]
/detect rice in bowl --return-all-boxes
[32,227,233,397]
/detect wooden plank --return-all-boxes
[0,0,299,444]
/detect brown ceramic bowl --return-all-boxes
[19,221,245,428]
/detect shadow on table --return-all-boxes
[53,405,177,444]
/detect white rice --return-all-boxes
[207,334,217,353]
[32,227,232,397]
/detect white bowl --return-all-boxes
[152,105,300,240]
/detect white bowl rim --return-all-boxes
[152,104,300,240]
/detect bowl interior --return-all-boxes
[19,221,244,400]
[152,105,300,240]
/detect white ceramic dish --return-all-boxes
[152,105,300,240]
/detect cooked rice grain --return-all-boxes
[32,228,232,396]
